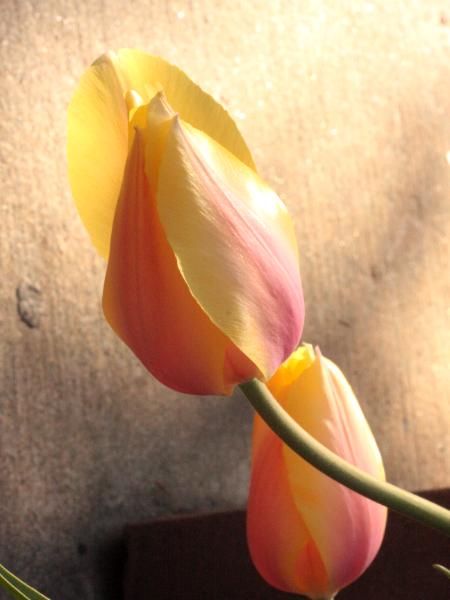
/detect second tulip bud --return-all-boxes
[247,346,387,599]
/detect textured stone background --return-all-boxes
[0,1,449,598]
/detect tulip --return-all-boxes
[247,345,387,599]
[67,50,304,394]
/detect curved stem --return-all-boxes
[239,379,450,536]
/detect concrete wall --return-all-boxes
[0,1,449,598]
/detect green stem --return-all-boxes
[0,563,50,600]
[433,564,450,579]
[239,379,450,536]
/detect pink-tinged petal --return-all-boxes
[102,127,260,395]
[247,347,387,599]
[247,416,328,594]
[155,117,304,380]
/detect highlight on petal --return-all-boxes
[155,116,304,379]
[247,346,387,599]
[102,126,260,395]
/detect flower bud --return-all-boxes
[68,51,305,394]
[247,346,387,599]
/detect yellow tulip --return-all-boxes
[68,50,304,394]
[247,346,387,599]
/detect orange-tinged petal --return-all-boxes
[155,116,304,379]
[102,127,259,395]
[248,415,328,595]
[247,347,387,599]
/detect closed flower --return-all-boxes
[68,50,304,394]
[247,346,387,599]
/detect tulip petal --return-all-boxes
[155,117,304,379]
[67,54,129,258]
[279,352,386,593]
[102,127,260,395]
[248,416,328,595]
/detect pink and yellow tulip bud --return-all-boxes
[247,346,387,599]
[67,50,304,395]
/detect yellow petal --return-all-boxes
[67,54,129,258]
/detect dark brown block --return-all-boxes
[124,489,450,600]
